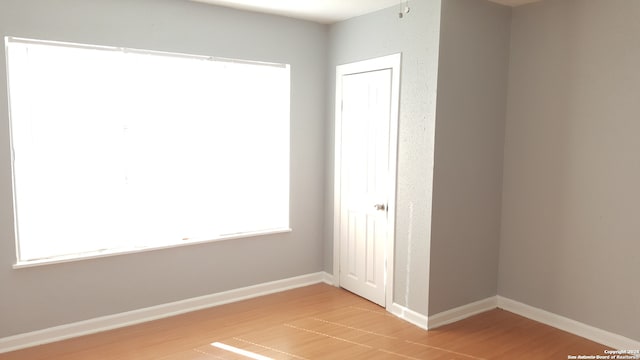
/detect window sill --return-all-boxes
[13,228,292,269]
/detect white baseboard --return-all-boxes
[4,276,637,355]
[0,271,330,354]
[392,294,639,351]
[389,303,429,330]
[498,296,640,350]
[321,271,335,286]
[428,296,498,329]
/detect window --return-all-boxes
[5,37,291,265]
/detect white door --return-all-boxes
[334,54,401,308]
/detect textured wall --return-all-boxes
[499,0,640,341]
[429,0,510,314]
[0,0,327,338]
[327,0,442,315]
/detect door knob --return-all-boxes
[374,203,387,211]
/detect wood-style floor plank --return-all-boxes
[0,284,610,359]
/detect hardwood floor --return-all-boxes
[0,284,609,359]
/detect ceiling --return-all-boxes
[191,0,401,24]
[191,0,542,24]
[488,0,540,6]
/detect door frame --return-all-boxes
[333,53,401,309]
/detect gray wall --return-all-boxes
[4,0,638,344]
[429,0,510,314]
[327,0,442,315]
[499,0,640,341]
[0,0,327,338]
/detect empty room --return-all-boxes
[0,0,638,359]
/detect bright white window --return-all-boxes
[5,37,290,265]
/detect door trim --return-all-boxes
[333,53,401,309]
